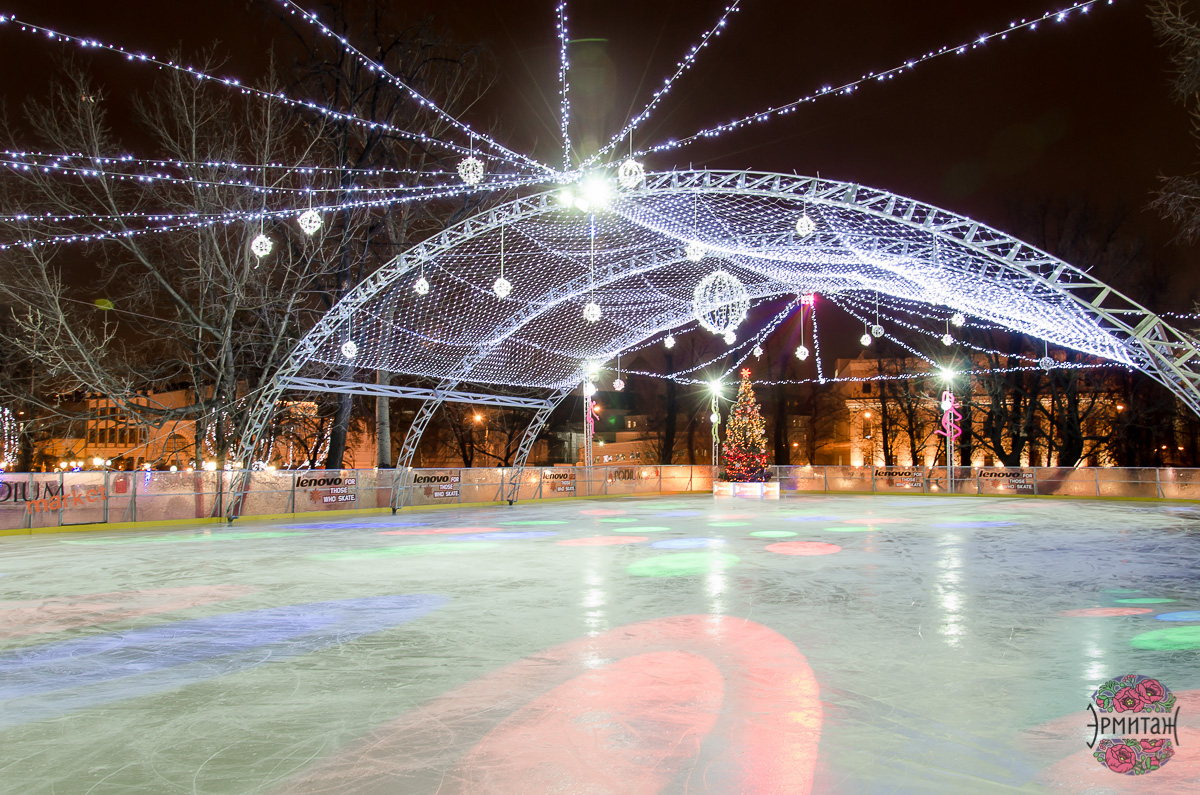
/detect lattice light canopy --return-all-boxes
[275,169,1200,416]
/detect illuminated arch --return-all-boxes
[231,170,1200,516]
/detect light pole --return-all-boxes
[710,380,722,475]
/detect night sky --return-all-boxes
[1,0,1196,335]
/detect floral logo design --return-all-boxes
[1088,674,1179,775]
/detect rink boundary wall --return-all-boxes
[1,464,1198,536]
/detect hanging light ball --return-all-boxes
[1039,356,1055,371]
[250,234,273,259]
[951,312,966,327]
[724,330,737,345]
[458,155,484,185]
[795,214,816,237]
[617,158,645,189]
[583,301,602,323]
[860,333,872,347]
[795,345,810,361]
[414,276,430,295]
[693,269,749,335]
[340,340,358,359]
[297,209,322,236]
[613,378,626,392]
[870,324,885,338]
[664,334,676,349]
[685,242,706,262]
[493,276,512,299]
[753,345,764,359]
[942,333,954,346]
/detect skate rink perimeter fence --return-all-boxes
[1,464,1199,534]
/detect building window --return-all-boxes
[863,420,873,440]
[88,429,97,444]
[862,383,873,394]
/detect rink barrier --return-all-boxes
[1,464,1198,535]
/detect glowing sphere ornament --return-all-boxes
[341,340,358,359]
[685,242,706,262]
[583,382,597,398]
[693,269,749,335]
[664,334,676,349]
[298,209,322,236]
[871,324,884,338]
[795,214,816,237]
[724,330,737,345]
[583,301,602,323]
[613,378,625,392]
[710,412,720,424]
[458,155,484,185]
[860,333,872,347]
[617,158,645,189]
[250,234,273,259]
[951,312,966,327]
[942,333,954,346]
[493,276,512,299]
[1039,356,1055,371]
[753,345,763,359]
[413,276,430,295]
[795,345,810,361]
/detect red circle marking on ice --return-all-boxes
[280,615,822,794]
[1058,607,1155,617]
[765,541,842,556]
[579,509,626,516]
[557,536,649,546]
[378,527,502,536]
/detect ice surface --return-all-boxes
[1,494,1199,793]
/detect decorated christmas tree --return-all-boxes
[721,368,770,482]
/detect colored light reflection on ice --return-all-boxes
[655,510,704,517]
[933,521,1017,528]
[1113,597,1177,604]
[63,531,309,545]
[1058,607,1155,617]
[557,536,648,546]
[1155,611,1200,622]
[378,527,501,536]
[499,520,568,526]
[750,530,797,538]
[310,543,499,561]
[612,525,671,533]
[781,515,841,522]
[707,521,750,527]
[449,531,557,541]
[650,538,725,550]
[285,521,426,529]
[820,526,875,533]
[579,509,625,516]
[280,615,821,794]
[627,552,739,577]
[765,541,841,556]
[0,594,446,728]
[1131,625,1200,650]
[599,517,639,523]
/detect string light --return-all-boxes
[587,1,743,166]
[557,1,572,171]
[275,0,554,176]
[0,13,545,174]
[635,0,1114,160]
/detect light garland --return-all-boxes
[0,14,545,174]
[557,1,573,171]
[635,0,1115,159]
[587,1,742,166]
[275,0,555,176]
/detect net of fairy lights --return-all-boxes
[284,173,1140,393]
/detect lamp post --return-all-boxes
[710,380,722,475]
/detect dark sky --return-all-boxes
[1,0,1195,303]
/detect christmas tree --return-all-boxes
[721,368,770,482]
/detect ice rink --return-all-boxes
[2,494,1200,793]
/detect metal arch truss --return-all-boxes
[504,388,571,505]
[234,169,1200,519]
